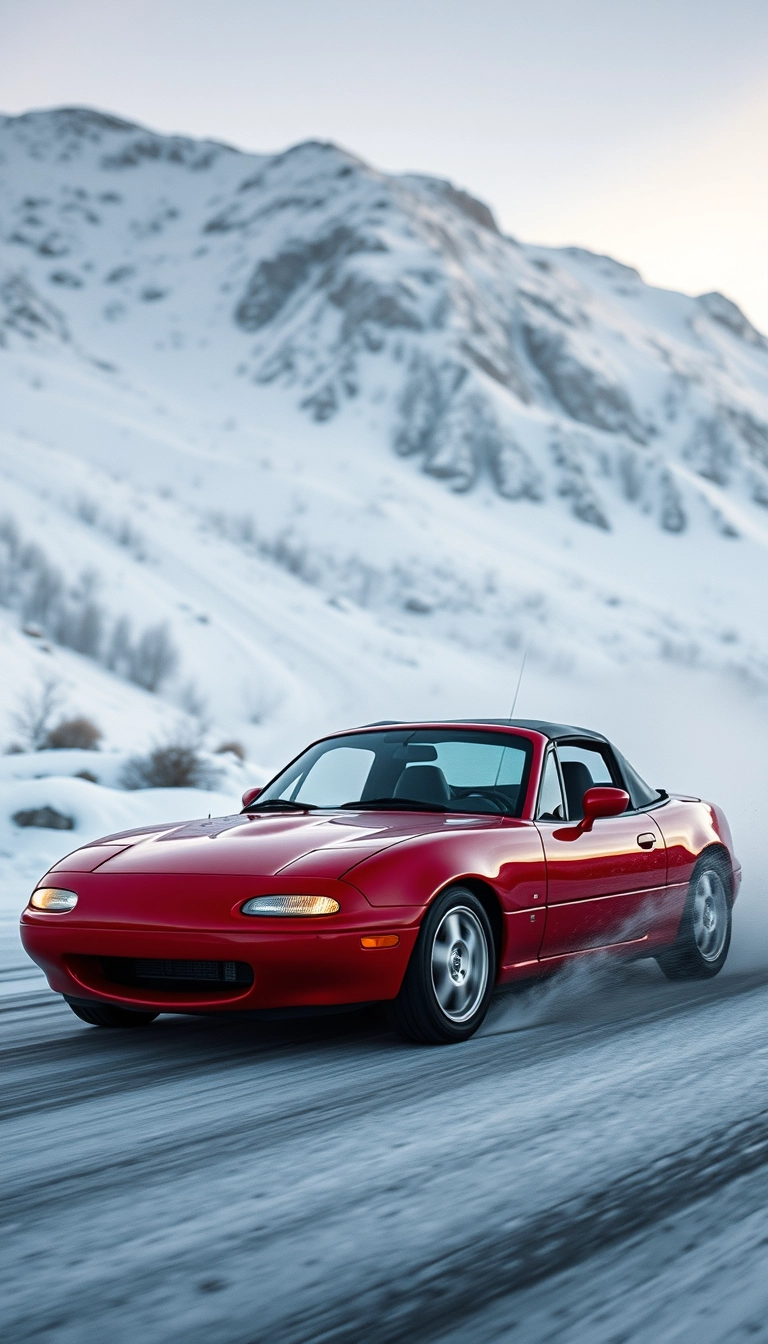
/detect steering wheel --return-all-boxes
[458,791,506,814]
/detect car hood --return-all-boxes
[55,811,498,880]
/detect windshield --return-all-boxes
[254,729,534,816]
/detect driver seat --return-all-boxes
[394,765,451,806]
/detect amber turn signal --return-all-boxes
[360,934,400,949]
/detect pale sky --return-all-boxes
[2,0,767,330]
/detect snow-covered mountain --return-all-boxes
[1,104,768,772]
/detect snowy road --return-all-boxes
[4,962,768,1343]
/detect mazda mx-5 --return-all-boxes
[21,719,740,1043]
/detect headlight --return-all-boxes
[241,895,340,917]
[30,888,79,912]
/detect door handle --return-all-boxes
[637,833,656,850]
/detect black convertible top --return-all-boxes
[456,719,609,742]
[361,719,609,742]
[357,719,659,807]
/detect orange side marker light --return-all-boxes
[361,934,400,949]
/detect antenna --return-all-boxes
[508,646,527,722]
[493,645,528,787]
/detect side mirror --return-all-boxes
[241,786,262,809]
[553,786,629,840]
[581,786,629,828]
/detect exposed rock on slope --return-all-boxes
[0,273,70,347]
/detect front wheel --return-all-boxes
[657,854,732,980]
[387,887,496,1044]
[66,998,159,1028]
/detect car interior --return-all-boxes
[392,763,517,813]
[257,728,663,819]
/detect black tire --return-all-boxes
[387,886,496,1044]
[66,998,159,1028]
[657,851,732,981]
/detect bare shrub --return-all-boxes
[0,514,180,691]
[72,494,147,558]
[128,622,179,692]
[0,513,22,604]
[121,734,221,790]
[104,615,133,674]
[12,673,65,750]
[215,740,246,762]
[178,680,211,732]
[22,559,64,627]
[56,598,104,657]
[0,515,21,604]
[0,514,20,555]
[45,716,102,750]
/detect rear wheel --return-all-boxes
[657,853,732,980]
[66,999,159,1028]
[387,887,495,1044]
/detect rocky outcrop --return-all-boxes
[0,272,70,346]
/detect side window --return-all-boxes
[556,743,615,820]
[537,750,565,821]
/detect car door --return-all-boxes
[535,741,666,958]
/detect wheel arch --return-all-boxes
[694,842,735,901]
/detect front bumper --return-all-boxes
[20,913,419,1013]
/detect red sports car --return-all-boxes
[21,720,740,1043]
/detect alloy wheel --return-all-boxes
[430,905,489,1023]
[692,869,729,963]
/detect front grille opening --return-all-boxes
[100,957,254,992]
